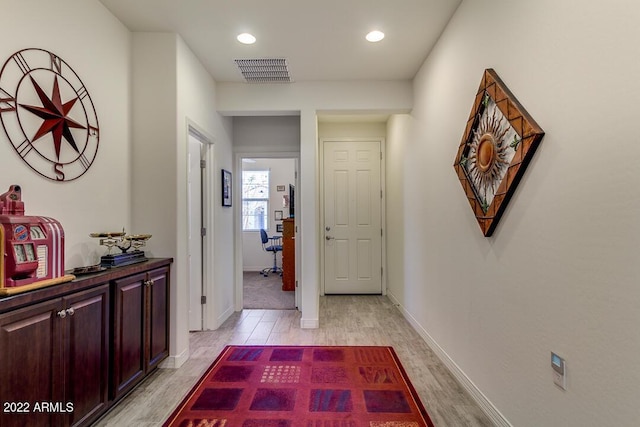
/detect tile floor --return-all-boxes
[95,295,493,426]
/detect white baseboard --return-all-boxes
[160,346,190,369]
[387,291,512,427]
[300,317,319,329]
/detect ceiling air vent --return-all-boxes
[234,58,292,83]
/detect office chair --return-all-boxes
[260,229,283,277]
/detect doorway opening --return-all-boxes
[240,156,298,310]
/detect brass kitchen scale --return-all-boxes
[90,230,152,268]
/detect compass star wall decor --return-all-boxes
[453,69,544,236]
[0,48,99,181]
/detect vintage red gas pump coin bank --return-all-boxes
[0,185,74,296]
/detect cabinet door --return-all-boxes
[0,298,63,427]
[147,267,169,370]
[112,273,146,399]
[64,284,109,427]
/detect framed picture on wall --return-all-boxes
[275,210,283,221]
[276,185,286,192]
[222,169,232,207]
[276,224,283,233]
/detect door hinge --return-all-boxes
[200,160,206,169]
[381,267,383,276]
[381,228,383,237]
[381,190,383,199]
[201,296,207,304]
[380,152,383,160]
[295,280,299,288]
[295,171,298,179]
[201,227,206,237]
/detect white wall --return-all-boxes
[132,33,234,366]
[385,114,410,306]
[131,32,182,362]
[318,121,387,139]
[131,33,177,259]
[387,0,640,425]
[218,81,412,116]
[0,0,131,268]
[234,116,300,153]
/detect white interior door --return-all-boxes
[188,136,203,330]
[323,140,382,294]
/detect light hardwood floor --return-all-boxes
[95,295,494,426]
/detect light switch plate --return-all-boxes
[553,369,566,390]
[551,352,566,390]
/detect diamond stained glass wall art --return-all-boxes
[453,69,545,236]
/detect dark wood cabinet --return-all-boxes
[0,258,171,427]
[147,267,169,370]
[63,286,110,426]
[0,298,62,427]
[282,218,295,291]
[112,273,145,399]
[0,284,109,427]
[112,267,169,399]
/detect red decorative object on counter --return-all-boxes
[0,185,74,296]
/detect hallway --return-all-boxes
[96,296,492,426]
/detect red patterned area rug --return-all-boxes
[163,345,435,427]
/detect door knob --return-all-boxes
[325,226,331,231]
[325,236,335,241]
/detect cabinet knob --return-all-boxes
[57,310,66,318]
[66,308,75,316]
[145,279,154,287]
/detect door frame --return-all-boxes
[234,151,301,311]
[186,120,215,331]
[319,137,387,296]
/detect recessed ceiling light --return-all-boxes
[366,30,385,42]
[237,33,256,45]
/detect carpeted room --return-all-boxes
[243,271,295,310]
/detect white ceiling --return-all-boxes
[99,0,462,83]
